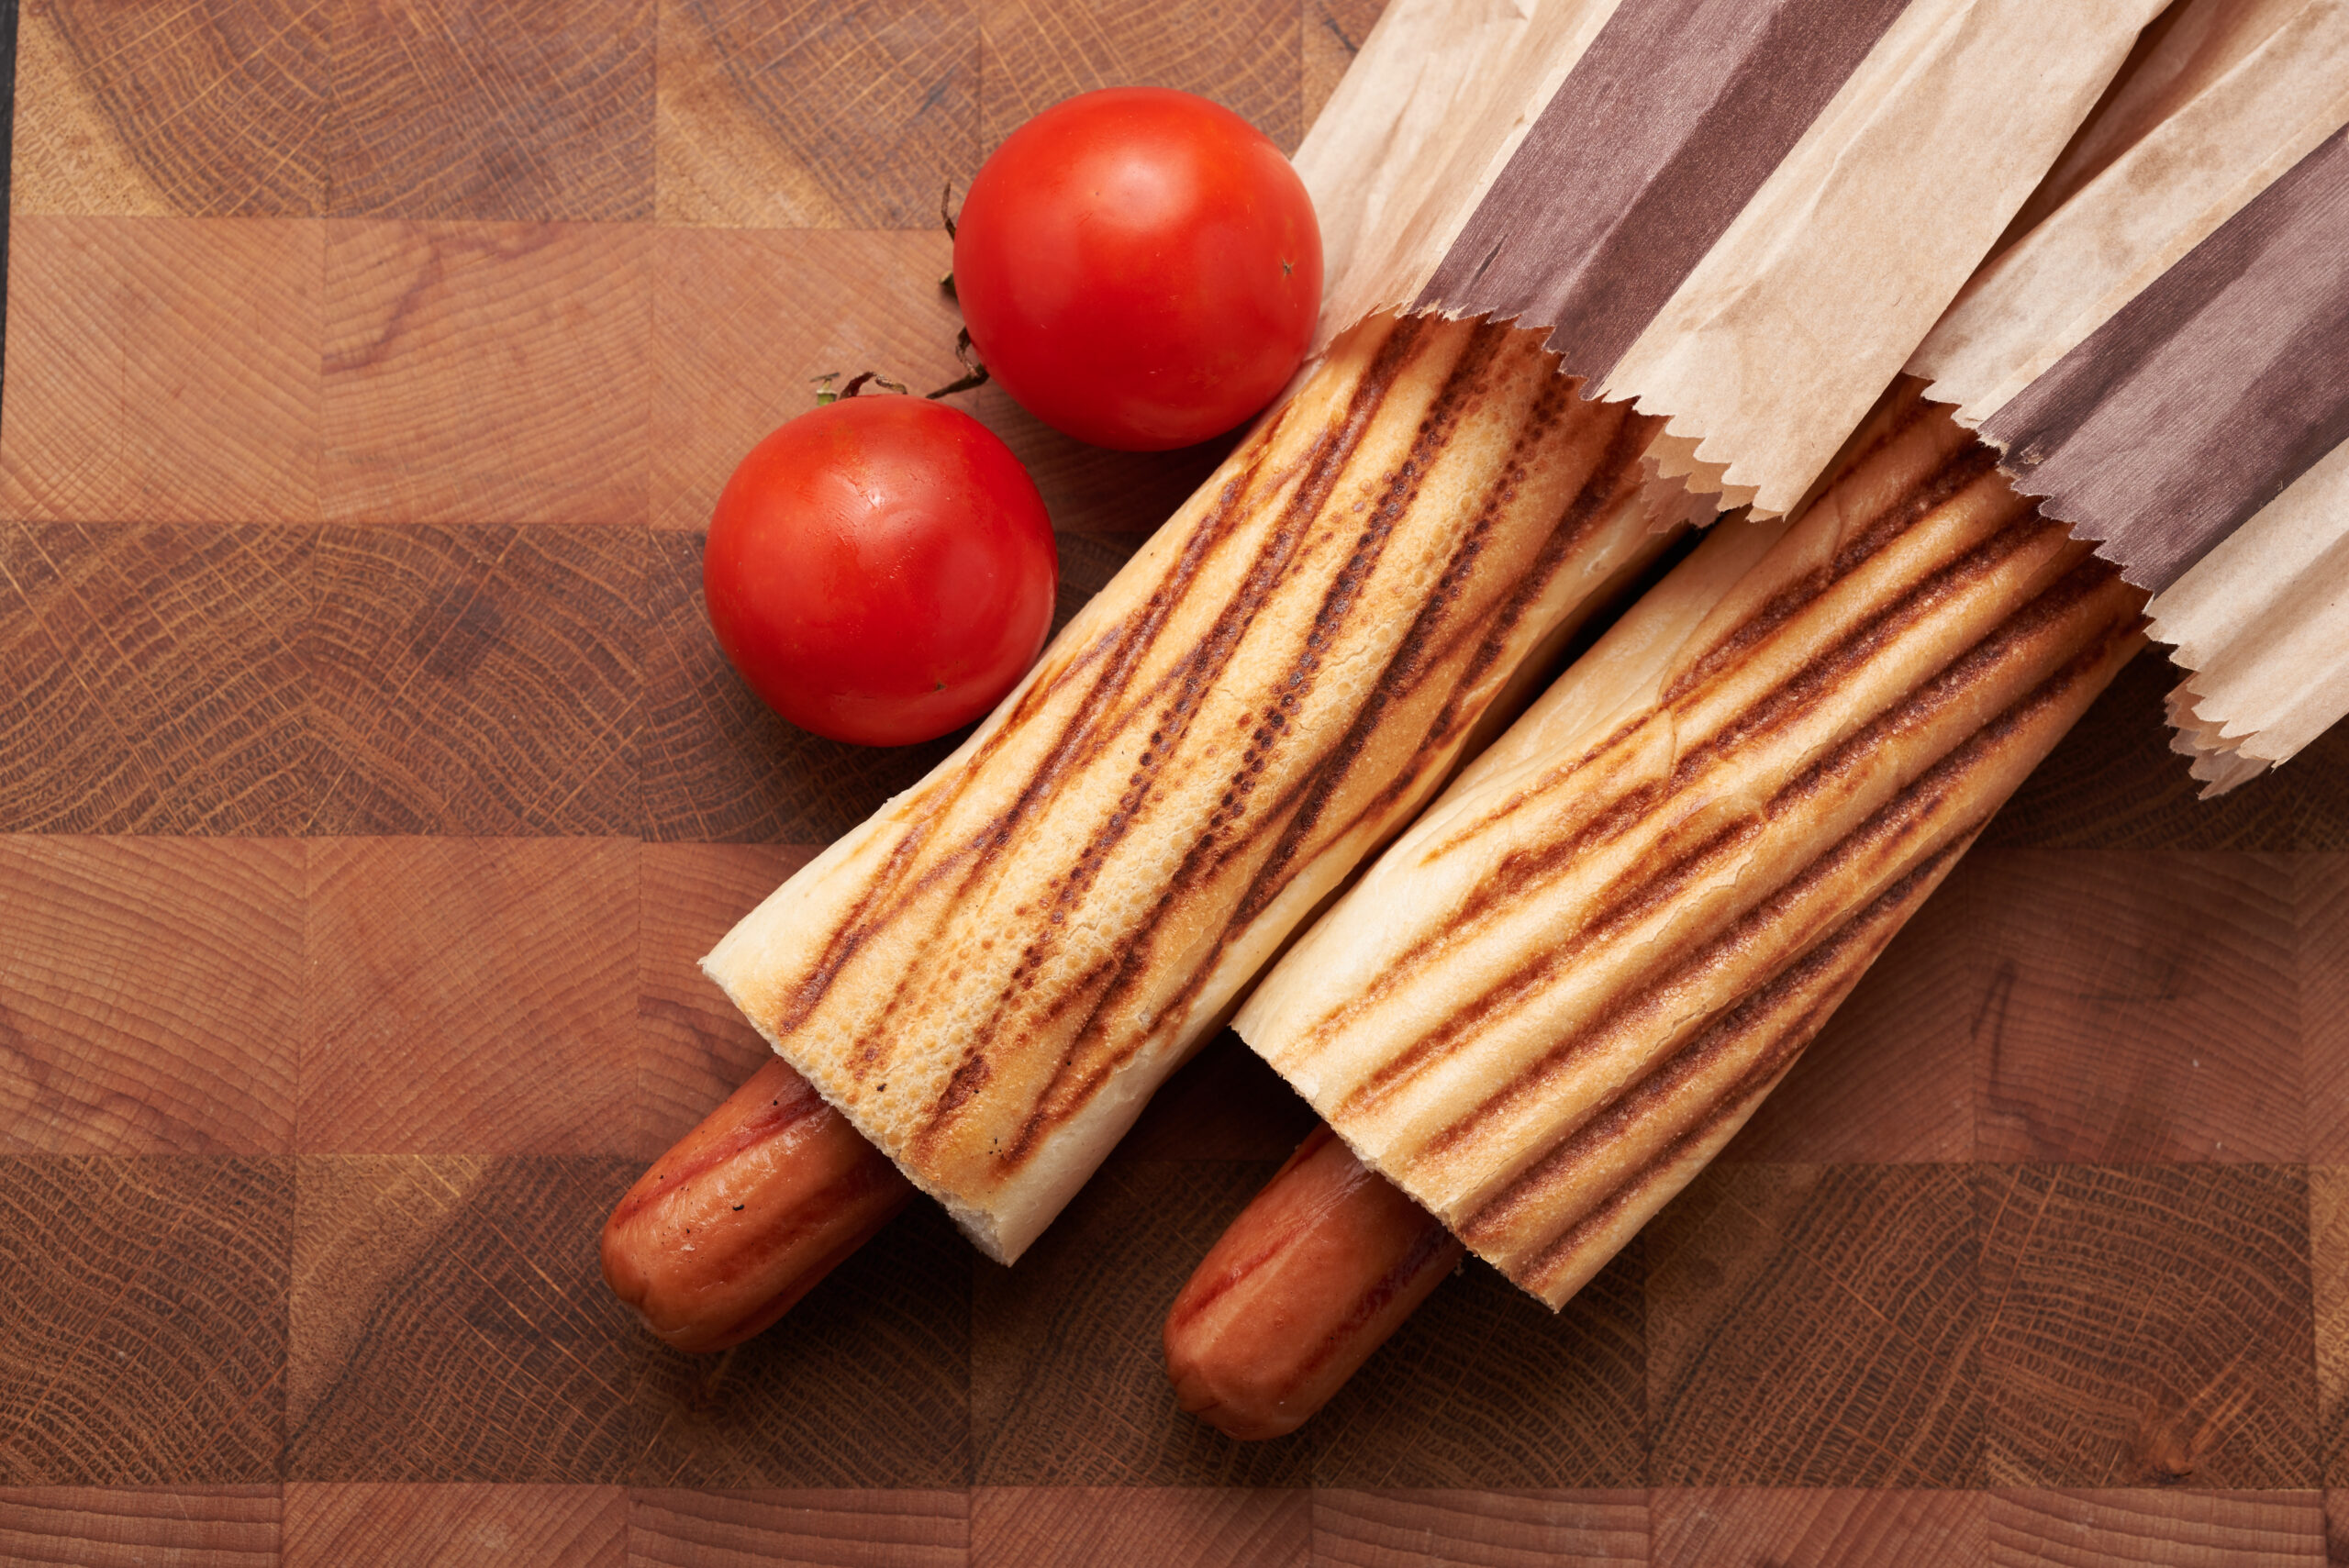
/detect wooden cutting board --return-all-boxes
[2,1,2345,1562]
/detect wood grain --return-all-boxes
[638,841,818,1157]
[1303,0,1384,130]
[977,0,1302,157]
[328,0,654,222]
[0,837,302,1155]
[1987,651,2349,851]
[648,228,966,531]
[12,0,328,217]
[306,527,642,834]
[1985,1488,2326,1567]
[322,221,651,527]
[4,0,2347,1543]
[656,0,977,228]
[1646,1164,1981,1488]
[282,1482,628,1565]
[1968,851,2302,1163]
[2313,1168,2348,1489]
[628,1487,969,1568]
[0,524,314,836]
[973,1160,1308,1487]
[629,1201,970,1489]
[1649,1489,1985,1568]
[1312,1489,1646,1567]
[300,837,640,1154]
[968,1486,1309,1568]
[1977,1164,2316,1488]
[0,1484,280,1567]
[0,1156,290,1485]
[0,217,324,525]
[1308,1241,1644,1490]
[2303,860,2349,1162]
[286,1154,637,1482]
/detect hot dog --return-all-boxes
[1174,392,2149,1436]
[1163,1123,1461,1440]
[601,1057,912,1352]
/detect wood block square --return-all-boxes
[0,838,301,1155]
[640,528,963,843]
[2314,1169,2349,1487]
[648,228,965,532]
[0,1156,291,1484]
[327,0,653,222]
[1646,1163,1981,1487]
[0,219,130,521]
[301,837,639,1154]
[1977,1164,2316,1488]
[628,1200,971,1488]
[14,523,315,832]
[0,524,159,832]
[977,0,1302,156]
[1985,651,2349,852]
[0,523,313,836]
[2304,859,2349,1162]
[1312,1490,1647,1567]
[1311,1241,1645,1489]
[306,526,642,835]
[1986,1488,2327,1567]
[974,1161,1309,1486]
[2331,1491,2349,1566]
[283,1482,627,1565]
[637,843,817,1158]
[287,1154,638,1481]
[627,1488,968,1567]
[2,217,325,525]
[656,0,978,228]
[1722,855,1976,1163]
[970,1486,1309,1568]
[0,1485,280,1567]
[321,222,651,526]
[1968,852,2302,1162]
[1650,1489,1986,1568]
[13,1,328,217]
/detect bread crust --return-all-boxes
[1238,389,2148,1305]
[704,313,1682,1262]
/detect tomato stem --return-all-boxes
[812,371,909,406]
[925,328,991,401]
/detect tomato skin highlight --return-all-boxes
[704,395,1058,748]
[953,86,1323,451]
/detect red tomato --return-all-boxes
[952,86,1322,451]
[704,395,1057,748]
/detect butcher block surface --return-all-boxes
[3,1,2348,1562]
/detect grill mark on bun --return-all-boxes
[1472,584,2141,1297]
[909,316,1493,1162]
[1475,833,1960,1280]
[996,342,1680,1164]
[979,321,1529,1168]
[1311,495,2065,1084]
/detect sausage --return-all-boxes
[1163,1123,1462,1440]
[601,1057,913,1352]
